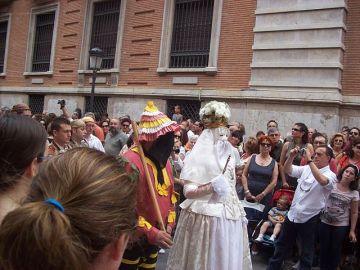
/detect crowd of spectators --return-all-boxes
[0,102,359,270]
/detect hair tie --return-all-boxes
[44,199,64,213]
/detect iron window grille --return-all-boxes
[32,11,55,72]
[167,99,201,121]
[0,20,8,73]
[29,95,45,114]
[85,96,108,115]
[170,0,214,68]
[89,0,121,70]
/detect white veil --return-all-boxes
[180,127,235,185]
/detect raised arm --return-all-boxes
[304,148,329,186]
[279,142,289,188]
[283,146,297,176]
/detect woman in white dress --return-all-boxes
[166,101,252,270]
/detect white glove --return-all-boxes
[211,174,231,197]
[183,183,213,199]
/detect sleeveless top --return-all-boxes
[248,154,276,206]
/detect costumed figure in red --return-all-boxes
[119,101,179,270]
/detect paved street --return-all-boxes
[155,247,321,270]
[156,247,275,270]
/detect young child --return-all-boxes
[235,164,245,200]
[255,195,290,242]
[172,105,183,124]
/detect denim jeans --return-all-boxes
[319,222,349,270]
[267,215,319,270]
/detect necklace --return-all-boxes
[257,154,270,166]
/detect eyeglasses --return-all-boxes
[350,132,359,135]
[269,133,279,137]
[313,141,325,145]
[260,143,272,148]
[292,128,301,132]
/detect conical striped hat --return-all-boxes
[138,101,180,141]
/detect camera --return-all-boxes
[57,99,66,108]
[299,148,306,156]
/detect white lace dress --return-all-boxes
[166,128,252,270]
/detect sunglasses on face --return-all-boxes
[334,139,343,143]
[350,132,359,135]
[292,128,301,132]
[174,135,181,139]
[122,124,130,127]
[355,145,360,150]
[260,143,272,148]
[102,125,109,127]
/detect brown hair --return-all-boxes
[278,195,290,206]
[244,137,259,155]
[11,103,31,114]
[329,133,345,148]
[0,148,138,270]
[0,114,47,192]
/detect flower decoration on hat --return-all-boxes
[138,101,180,141]
[199,101,231,128]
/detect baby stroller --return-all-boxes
[250,188,295,249]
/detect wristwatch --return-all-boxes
[307,160,313,164]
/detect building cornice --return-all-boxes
[1,86,359,108]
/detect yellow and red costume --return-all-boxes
[124,147,177,244]
[119,101,179,270]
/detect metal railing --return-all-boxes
[0,20,8,73]
[32,11,55,72]
[85,96,108,115]
[29,95,45,114]
[170,0,214,68]
[167,99,201,121]
[89,0,121,70]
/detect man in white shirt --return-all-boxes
[267,145,336,270]
[82,116,105,152]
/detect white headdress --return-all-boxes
[180,101,235,185]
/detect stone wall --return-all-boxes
[250,0,346,93]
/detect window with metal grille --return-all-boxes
[85,96,108,115]
[170,0,214,68]
[167,99,201,121]
[29,95,45,114]
[32,11,55,72]
[89,0,121,69]
[0,20,8,73]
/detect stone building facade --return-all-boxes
[0,0,359,135]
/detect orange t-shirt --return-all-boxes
[93,124,105,142]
